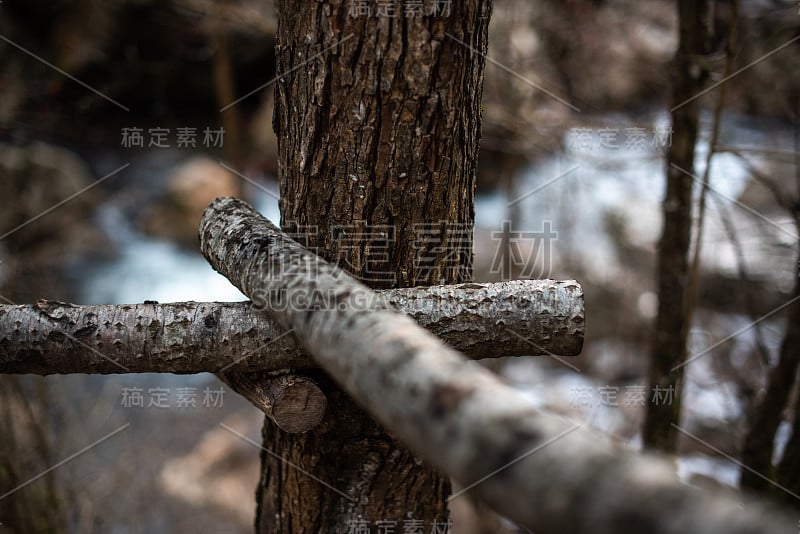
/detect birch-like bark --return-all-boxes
[0,282,581,433]
[200,197,793,534]
[0,280,582,375]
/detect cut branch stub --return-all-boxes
[199,197,793,534]
[217,371,326,433]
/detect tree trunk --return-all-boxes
[740,261,800,496]
[776,343,800,507]
[773,102,800,507]
[643,0,712,452]
[257,1,492,530]
[741,109,800,498]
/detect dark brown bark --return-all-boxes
[213,27,245,172]
[776,356,800,507]
[258,1,492,530]
[740,276,800,492]
[200,197,796,534]
[643,0,712,452]
[275,1,488,290]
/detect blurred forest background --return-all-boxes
[1,0,800,532]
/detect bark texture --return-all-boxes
[275,1,488,289]
[200,197,795,534]
[0,280,581,374]
[643,0,712,452]
[259,0,492,530]
[1,281,580,434]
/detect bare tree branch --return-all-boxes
[0,280,583,375]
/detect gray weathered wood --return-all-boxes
[200,197,794,534]
[0,281,582,375]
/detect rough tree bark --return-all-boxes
[200,197,795,534]
[275,2,487,288]
[250,0,493,530]
[0,282,583,434]
[643,0,712,452]
[0,281,582,374]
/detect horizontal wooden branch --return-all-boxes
[199,197,794,534]
[0,280,582,375]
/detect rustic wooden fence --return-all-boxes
[0,197,794,534]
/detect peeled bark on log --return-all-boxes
[0,280,582,375]
[199,197,794,534]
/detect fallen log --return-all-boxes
[199,197,794,534]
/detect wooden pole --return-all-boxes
[0,278,583,433]
[0,280,582,375]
